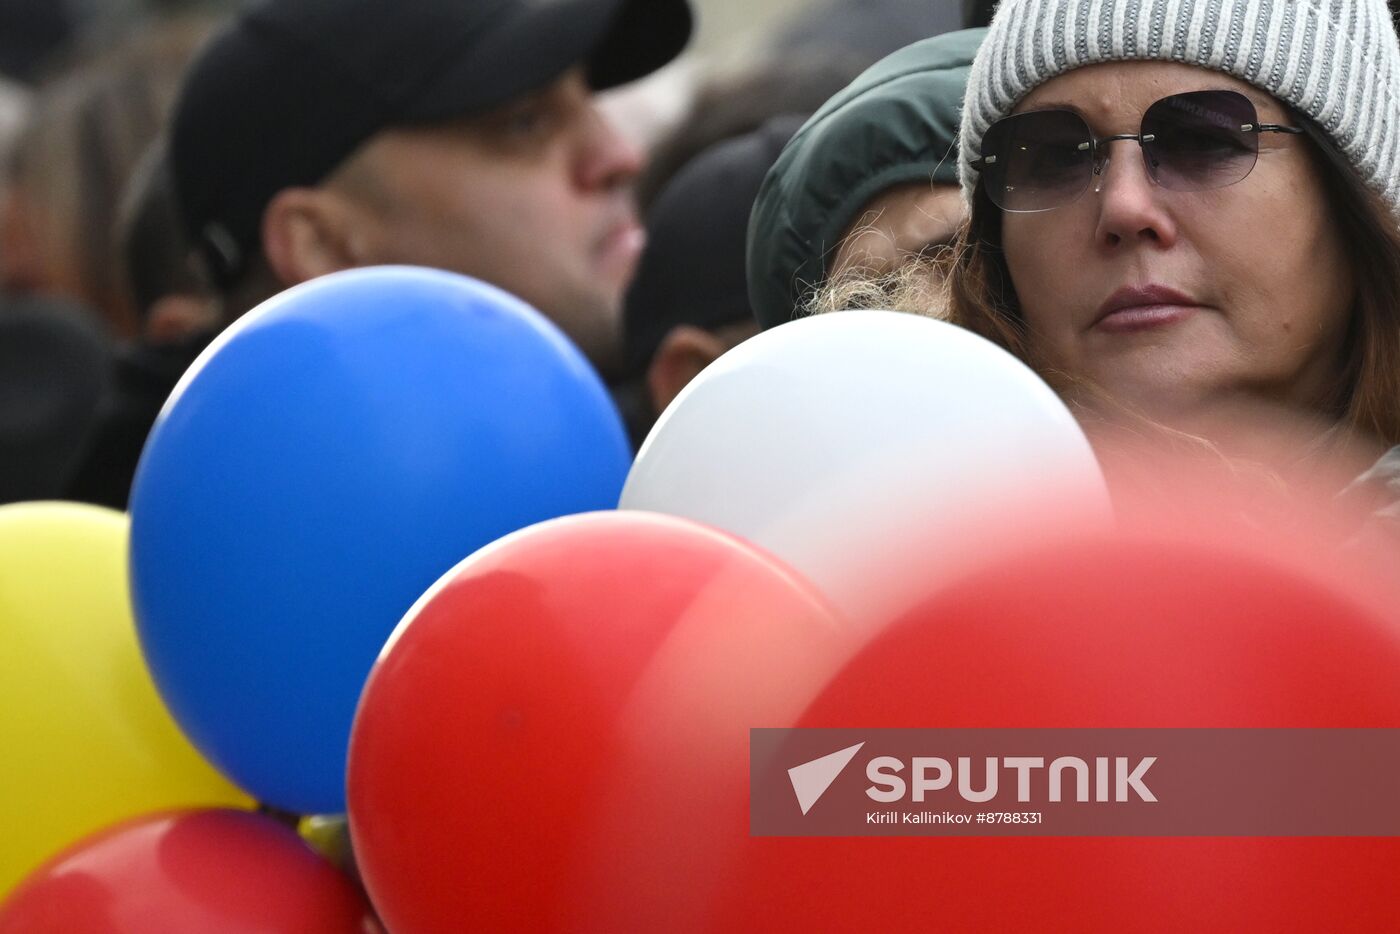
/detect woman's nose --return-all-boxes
[1091,139,1178,249]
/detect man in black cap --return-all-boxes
[170,0,691,377]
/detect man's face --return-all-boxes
[329,68,645,375]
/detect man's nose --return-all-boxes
[576,106,644,191]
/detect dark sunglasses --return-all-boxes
[969,89,1304,213]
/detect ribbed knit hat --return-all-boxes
[959,0,1400,218]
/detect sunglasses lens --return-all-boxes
[980,110,1093,212]
[1141,90,1260,191]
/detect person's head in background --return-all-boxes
[117,141,215,346]
[747,29,986,330]
[170,0,690,380]
[0,16,213,340]
[622,116,803,442]
[608,48,865,446]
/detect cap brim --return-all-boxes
[403,0,692,123]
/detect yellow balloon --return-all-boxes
[0,502,253,895]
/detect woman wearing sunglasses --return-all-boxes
[928,0,1400,512]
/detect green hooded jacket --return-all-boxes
[746,28,986,330]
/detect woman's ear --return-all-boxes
[646,324,730,413]
[260,187,364,287]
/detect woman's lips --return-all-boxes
[1095,303,1198,333]
[1093,285,1203,334]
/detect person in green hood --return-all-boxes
[746,28,986,330]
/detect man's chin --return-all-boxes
[550,286,625,378]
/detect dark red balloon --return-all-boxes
[709,525,1400,933]
[0,809,374,933]
[347,511,846,933]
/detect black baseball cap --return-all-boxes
[171,0,692,287]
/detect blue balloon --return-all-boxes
[129,266,631,813]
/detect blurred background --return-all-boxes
[0,1,990,77]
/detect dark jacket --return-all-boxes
[65,331,213,509]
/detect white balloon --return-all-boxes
[621,310,1113,629]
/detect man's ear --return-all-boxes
[646,324,729,413]
[261,187,365,286]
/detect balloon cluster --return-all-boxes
[3,267,1398,932]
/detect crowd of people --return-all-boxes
[0,0,1394,536]
[0,0,994,505]
[6,0,1400,926]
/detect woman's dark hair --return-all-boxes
[1297,116,1400,444]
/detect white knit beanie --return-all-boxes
[959,0,1400,217]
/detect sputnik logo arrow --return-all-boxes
[788,742,865,815]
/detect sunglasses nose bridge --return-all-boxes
[1086,139,1107,177]
[1094,133,1153,173]
[1091,135,1163,196]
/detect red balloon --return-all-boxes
[0,809,374,933]
[708,524,1400,933]
[347,511,847,933]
